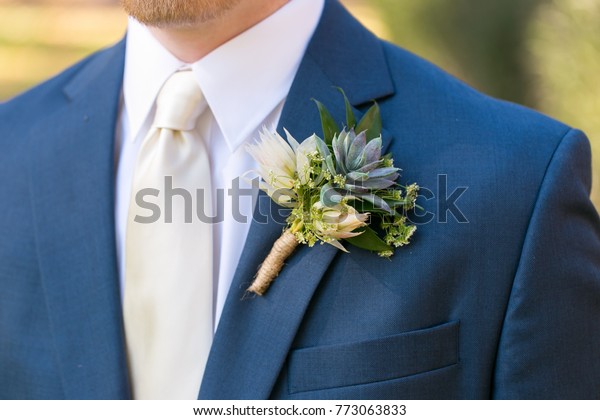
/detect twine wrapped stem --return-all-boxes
[247,229,299,296]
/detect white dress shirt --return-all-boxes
[115,0,324,329]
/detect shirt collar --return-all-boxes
[123,0,324,152]
[123,19,184,144]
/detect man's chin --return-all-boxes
[128,16,207,30]
[121,0,241,28]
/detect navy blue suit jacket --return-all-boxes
[1,0,599,399]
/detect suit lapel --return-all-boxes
[200,0,394,399]
[29,40,130,399]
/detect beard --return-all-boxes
[121,0,242,27]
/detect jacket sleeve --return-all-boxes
[492,129,600,399]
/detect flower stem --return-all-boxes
[247,230,299,296]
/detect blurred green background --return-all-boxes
[1,0,599,206]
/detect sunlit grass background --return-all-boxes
[1,0,599,207]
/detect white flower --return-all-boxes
[246,128,301,206]
[313,202,369,251]
[246,128,298,189]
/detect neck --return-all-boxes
[149,0,289,63]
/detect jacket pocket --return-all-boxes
[288,320,459,394]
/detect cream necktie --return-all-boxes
[124,70,213,400]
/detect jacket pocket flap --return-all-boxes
[288,320,459,394]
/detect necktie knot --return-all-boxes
[154,71,206,131]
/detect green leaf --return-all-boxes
[356,102,382,141]
[335,87,356,129]
[344,226,393,252]
[312,99,340,146]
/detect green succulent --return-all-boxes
[312,88,419,255]
[320,128,400,212]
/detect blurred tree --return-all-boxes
[526,0,600,204]
[373,0,547,106]
[0,1,125,100]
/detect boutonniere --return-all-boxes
[246,89,419,295]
